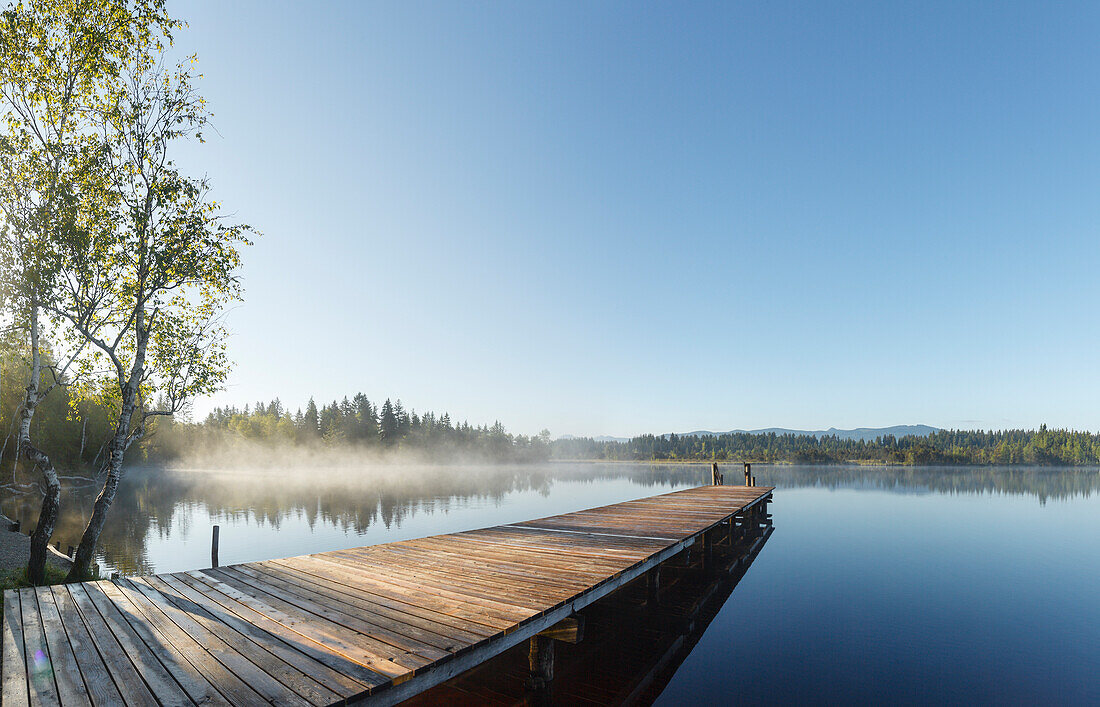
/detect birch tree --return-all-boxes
[0,0,161,584]
[54,30,253,581]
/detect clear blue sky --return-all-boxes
[172,1,1100,437]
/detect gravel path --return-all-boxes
[0,512,72,575]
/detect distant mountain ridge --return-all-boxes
[679,425,939,442]
[559,425,939,444]
[558,434,633,443]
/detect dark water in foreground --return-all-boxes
[4,463,1099,704]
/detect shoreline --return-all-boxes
[0,512,73,577]
[547,458,1100,468]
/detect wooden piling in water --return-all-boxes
[211,524,220,567]
[527,635,555,687]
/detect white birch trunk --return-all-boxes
[67,314,148,581]
[20,306,62,585]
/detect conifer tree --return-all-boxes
[302,397,320,437]
[379,398,398,445]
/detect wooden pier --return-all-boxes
[410,496,776,704]
[2,484,773,706]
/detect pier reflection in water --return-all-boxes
[406,500,775,706]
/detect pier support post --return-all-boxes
[525,637,554,690]
[526,615,582,699]
[744,462,752,486]
[646,565,661,606]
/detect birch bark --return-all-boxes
[18,306,62,585]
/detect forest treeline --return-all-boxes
[0,345,551,470]
[7,344,1100,471]
[149,397,553,463]
[549,427,1100,466]
[0,342,116,474]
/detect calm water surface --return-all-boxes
[4,463,1099,704]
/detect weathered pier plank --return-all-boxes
[2,484,773,706]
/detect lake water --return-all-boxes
[4,463,1099,703]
